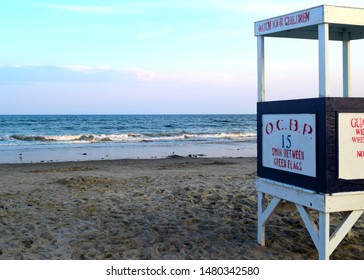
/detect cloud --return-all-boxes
[36,1,305,17]
[132,0,293,15]
[128,68,159,81]
[0,65,239,87]
[37,1,364,17]
[180,29,242,41]
[39,4,118,14]
[0,65,133,85]
[0,64,250,114]
[208,0,292,14]
[164,71,236,85]
[63,65,114,73]
[128,67,237,85]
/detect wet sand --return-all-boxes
[0,157,363,260]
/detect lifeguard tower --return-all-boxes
[255,5,364,259]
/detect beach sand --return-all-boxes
[0,157,363,260]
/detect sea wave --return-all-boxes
[3,132,257,145]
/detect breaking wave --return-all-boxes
[5,132,256,145]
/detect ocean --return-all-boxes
[0,114,257,163]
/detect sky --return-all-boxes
[1,0,364,114]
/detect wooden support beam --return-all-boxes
[257,192,281,246]
[318,212,330,260]
[319,23,329,97]
[296,204,319,249]
[343,29,351,97]
[256,179,364,259]
[257,191,265,246]
[329,210,364,256]
[257,36,265,102]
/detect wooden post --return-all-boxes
[318,23,329,97]
[343,30,351,97]
[257,191,265,246]
[257,179,364,260]
[318,212,330,260]
[257,36,265,102]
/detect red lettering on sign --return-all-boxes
[265,122,274,134]
[289,119,299,132]
[355,129,364,135]
[287,160,302,171]
[274,158,286,168]
[272,148,282,156]
[264,118,314,136]
[258,21,272,32]
[302,123,313,135]
[257,11,310,33]
[352,136,364,143]
[351,118,364,128]
[284,12,310,26]
[284,149,305,160]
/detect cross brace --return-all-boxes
[257,178,364,260]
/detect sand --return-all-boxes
[0,157,363,260]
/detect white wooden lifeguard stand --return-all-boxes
[255,5,364,260]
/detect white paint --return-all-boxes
[262,114,316,177]
[255,4,364,261]
[338,113,364,179]
[343,30,351,97]
[254,6,322,36]
[257,178,364,260]
[319,23,329,97]
[255,5,364,101]
[257,36,265,102]
[324,5,364,26]
[255,5,364,37]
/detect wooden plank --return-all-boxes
[257,192,282,246]
[318,212,330,260]
[343,30,351,97]
[254,6,323,36]
[296,204,319,249]
[261,197,281,225]
[325,192,364,212]
[257,179,325,211]
[325,6,364,26]
[329,210,364,255]
[257,36,265,102]
[257,191,266,246]
[319,23,329,97]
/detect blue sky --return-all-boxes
[1,0,364,114]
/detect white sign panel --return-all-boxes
[262,114,316,177]
[254,6,323,36]
[338,113,364,180]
